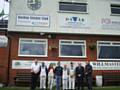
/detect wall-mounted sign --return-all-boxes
[101,18,120,30]
[0,35,8,47]
[12,60,120,70]
[59,15,90,29]
[90,61,120,70]
[16,14,50,27]
[27,0,41,10]
[12,60,86,69]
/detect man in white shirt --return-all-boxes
[30,59,40,90]
[39,62,48,90]
[69,62,75,90]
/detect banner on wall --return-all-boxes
[12,60,120,70]
[101,18,120,30]
[90,61,120,70]
[16,14,50,27]
[12,60,86,69]
[58,15,90,29]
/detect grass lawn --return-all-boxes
[0,86,120,90]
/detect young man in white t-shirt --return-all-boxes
[30,59,40,90]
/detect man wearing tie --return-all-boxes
[75,63,84,90]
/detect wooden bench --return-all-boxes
[14,72,39,86]
[14,72,95,87]
[102,72,120,86]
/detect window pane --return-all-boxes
[60,45,85,56]
[59,2,87,12]
[111,8,120,14]
[98,46,120,59]
[111,5,120,14]
[19,39,47,56]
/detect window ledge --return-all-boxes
[59,56,87,58]
[58,11,89,14]
[18,55,48,57]
[110,14,120,16]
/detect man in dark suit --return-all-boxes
[75,63,84,90]
[85,61,93,90]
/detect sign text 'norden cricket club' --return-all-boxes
[16,14,50,27]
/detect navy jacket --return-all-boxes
[85,64,93,77]
[75,66,84,80]
[54,66,63,76]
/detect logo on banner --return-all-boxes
[27,0,41,10]
[66,16,85,23]
[59,16,90,29]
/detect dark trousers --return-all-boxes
[31,73,39,90]
[86,77,92,90]
[76,78,84,90]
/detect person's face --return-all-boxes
[57,62,60,66]
[64,65,67,69]
[78,63,81,67]
[35,59,38,64]
[42,62,45,66]
[71,63,73,67]
[86,61,90,65]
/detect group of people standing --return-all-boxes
[30,59,93,90]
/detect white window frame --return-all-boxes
[18,38,48,57]
[97,41,120,60]
[59,39,86,58]
[58,0,88,14]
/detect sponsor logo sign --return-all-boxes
[101,18,120,30]
[59,15,90,29]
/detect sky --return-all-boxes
[0,0,9,19]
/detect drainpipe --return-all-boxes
[6,32,11,86]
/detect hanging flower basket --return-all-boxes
[89,43,96,50]
[49,45,58,50]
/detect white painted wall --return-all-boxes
[8,0,120,35]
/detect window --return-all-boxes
[18,38,48,57]
[59,2,88,13]
[59,40,86,58]
[97,41,120,60]
[111,4,120,15]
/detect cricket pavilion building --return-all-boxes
[0,0,120,86]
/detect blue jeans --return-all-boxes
[56,76,62,90]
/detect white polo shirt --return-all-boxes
[31,63,40,74]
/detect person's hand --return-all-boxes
[42,76,45,78]
[31,69,34,73]
[70,75,74,78]
[78,74,81,77]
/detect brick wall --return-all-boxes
[7,32,120,85]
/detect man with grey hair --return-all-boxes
[30,59,40,90]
